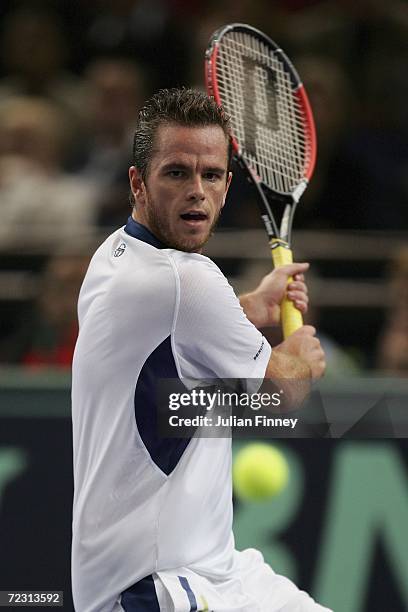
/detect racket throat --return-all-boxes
[261,214,276,240]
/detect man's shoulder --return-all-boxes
[164,250,238,317]
[84,227,178,299]
[91,227,174,269]
[164,249,225,283]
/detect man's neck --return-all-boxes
[125,216,166,249]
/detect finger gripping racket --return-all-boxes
[205,23,317,338]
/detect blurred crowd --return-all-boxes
[0,0,406,373]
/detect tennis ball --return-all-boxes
[233,443,289,501]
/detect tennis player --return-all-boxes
[72,89,329,612]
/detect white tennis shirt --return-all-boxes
[71,218,271,611]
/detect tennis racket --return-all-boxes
[205,23,317,338]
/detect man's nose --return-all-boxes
[186,175,205,201]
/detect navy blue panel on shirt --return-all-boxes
[121,575,160,611]
[135,336,191,475]
[178,576,198,611]
[126,216,191,474]
[124,216,166,249]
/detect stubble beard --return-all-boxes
[145,197,221,253]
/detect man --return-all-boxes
[72,89,328,612]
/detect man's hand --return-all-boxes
[240,263,309,328]
[273,325,326,380]
[263,326,326,411]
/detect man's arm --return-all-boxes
[239,263,309,329]
[238,261,325,380]
[239,262,325,406]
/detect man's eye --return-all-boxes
[204,173,220,181]
[168,170,184,178]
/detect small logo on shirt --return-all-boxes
[253,339,265,360]
[114,242,126,257]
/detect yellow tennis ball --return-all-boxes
[233,443,289,501]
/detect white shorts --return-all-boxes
[153,549,332,612]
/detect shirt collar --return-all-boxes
[124,216,166,249]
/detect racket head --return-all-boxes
[205,23,317,201]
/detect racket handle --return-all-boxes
[270,240,303,338]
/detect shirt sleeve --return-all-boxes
[169,252,271,382]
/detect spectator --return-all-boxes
[0,7,86,122]
[72,57,147,227]
[0,252,89,368]
[0,96,99,246]
[84,0,190,90]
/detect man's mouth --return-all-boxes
[179,211,209,226]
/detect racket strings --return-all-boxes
[215,32,311,194]
[222,33,306,188]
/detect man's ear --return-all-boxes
[129,166,147,206]
[222,171,233,208]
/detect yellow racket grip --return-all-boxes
[270,240,303,338]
